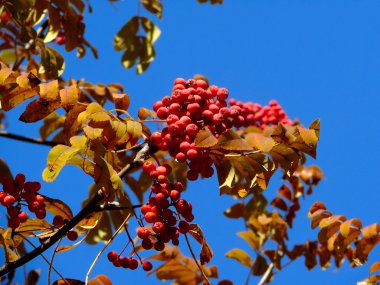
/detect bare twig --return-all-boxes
[20,235,69,284]
[85,213,132,285]
[0,131,61,147]
[48,238,63,285]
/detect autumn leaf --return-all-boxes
[225,248,252,267]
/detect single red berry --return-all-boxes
[56,33,65,45]
[152,222,165,234]
[145,212,157,223]
[137,227,151,239]
[53,215,64,227]
[2,195,16,207]
[141,238,153,250]
[154,241,165,251]
[18,211,28,223]
[142,161,156,174]
[107,251,118,262]
[35,208,46,219]
[129,258,139,270]
[142,261,153,271]
[120,257,131,268]
[8,217,20,229]
[67,231,78,241]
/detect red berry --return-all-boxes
[145,212,157,223]
[152,222,165,234]
[67,231,78,241]
[107,251,118,262]
[137,227,151,239]
[142,161,156,174]
[129,258,139,270]
[8,217,20,229]
[2,195,16,207]
[154,241,165,251]
[53,215,64,227]
[142,238,153,250]
[142,261,153,271]
[18,211,28,223]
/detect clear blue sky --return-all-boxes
[2,0,380,284]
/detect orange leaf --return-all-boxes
[370,262,380,275]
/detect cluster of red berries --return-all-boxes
[107,160,194,271]
[107,251,153,271]
[150,78,293,180]
[0,174,45,229]
[139,161,193,247]
[228,98,293,129]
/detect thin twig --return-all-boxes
[257,263,274,285]
[19,235,69,285]
[0,131,61,147]
[85,212,131,285]
[183,233,211,285]
[48,238,63,285]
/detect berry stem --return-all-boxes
[85,212,132,285]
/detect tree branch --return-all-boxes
[0,142,151,277]
[257,263,274,285]
[0,131,61,147]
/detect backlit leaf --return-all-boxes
[42,144,81,182]
[189,224,213,265]
[112,93,130,115]
[16,219,51,233]
[237,231,260,251]
[224,203,245,219]
[138,107,156,120]
[225,248,252,267]
[141,0,163,19]
[245,132,276,153]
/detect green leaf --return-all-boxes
[225,248,253,268]
[114,17,139,51]
[42,145,81,182]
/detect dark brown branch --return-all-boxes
[0,131,61,147]
[0,142,151,277]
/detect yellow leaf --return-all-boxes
[225,248,252,267]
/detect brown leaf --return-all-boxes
[112,93,130,115]
[1,86,38,111]
[340,219,362,238]
[270,197,288,211]
[216,129,252,151]
[26,270,40,285]
[41,195,73,220]
[252,255,269,276]
[224,203,245,219]
[277,184,292,200]
[245,132,276,152]
[362,224,380,239]
[195,127,218,148]
[188,224,213,265]
[370,262,380,274]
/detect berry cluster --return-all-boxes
[107,251,152,271]
[150,78,293,180]
[139,161,193,248]
[0,174,45,229]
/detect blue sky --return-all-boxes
[1,0,380,284]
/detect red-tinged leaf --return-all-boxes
[64,103,87,140]
[16,219,52,233]
[362,223,380,239]
[278,184,292,200]
[245,132,276,152]
[291,125,319,158]
[112,93,130,115]
[225,248,253,267]
[270,197,288,211]
[1,86,38,111]
[188,224,213,265]
[237,231,260,251]
[269,144,299,171]
[42,145,81,182]
[370,262,380,274]
[153,259,200,285]
[60,84,79,111]
[216,129,252,151]
[308,201,327,217]
[76,212,102,232]
[309,119,320,138]
[224,203,245,219]
[340,219,362,238]
[41,195,73,220]
[195,127,218,148]
[252,255,269,276]
[318,223,342,243]
[123,119,142,147]
[19,96,61,122]
[138,107,156,120]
